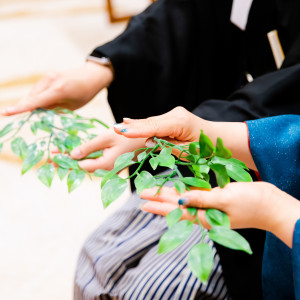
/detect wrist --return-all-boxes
[264,185,300,248]
[83,60,114,94]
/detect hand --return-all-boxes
[140,182,300,247]
[114,106,256,170]
[69,129,146,172]
[113,106,205,146]
[1,61,113,116]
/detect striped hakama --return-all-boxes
[74,191,229,300]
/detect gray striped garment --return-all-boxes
[74,191,229,300]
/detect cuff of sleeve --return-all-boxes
[244,121,261,181]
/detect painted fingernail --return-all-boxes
[120,128,127,133]
[178,198,189,205]
[71,148,83,159]
[145,139,157,148]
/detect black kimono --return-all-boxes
[74,0,300,299]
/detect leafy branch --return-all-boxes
[96,131,253,283]
[0,108,108,192]
[0,109,253,283]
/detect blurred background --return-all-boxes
[0,0,150,299]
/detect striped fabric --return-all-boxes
[74,192,229,300]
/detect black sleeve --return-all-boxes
[192,62,300,121]
[90,0,245,122]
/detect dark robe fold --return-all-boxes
[88,0,300,298]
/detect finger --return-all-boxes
[179,189,221,209]
[197,209,212,230]
[71,134,110,160]
[140,187,180,204]
[142,201,179,216]
[142,202,199,222]
[1,92,59,116]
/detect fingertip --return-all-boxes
[71,148,83,159]
[145,138,157,148]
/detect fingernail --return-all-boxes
[145,139,157,148]
[120,128,127,133]
[113,123,123,128]
[123,117,131,122]
[71,148,83,159]
[178,198,189,205]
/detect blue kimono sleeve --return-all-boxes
[246,114,300,199]
[293,219,300,300]
[246,115,300,300]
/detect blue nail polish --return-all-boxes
[178,198,188,205]
[121,128,127,133]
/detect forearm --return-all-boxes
[193,118,257,170]
[266,188,300,248]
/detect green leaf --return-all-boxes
[210,164,230,188]
[134,171,156,194]
[11,137,28,160]
[209,226,253,254]
[174,180,186,194]
[156,148,175,169]
[67,169,85,193]
[40,141,46,147]
[53,137,66,154]
[0,123,13,138]
[87,134,97,140]
[158,220,194,254]
[205,209,230,228]
[181,177,211,189]
[37,164,55,188]
[86,150,103,159]
[149,157,159,170]
[188,243,214,283]
[52,154,79,170]
[30,123,38,135]
[57,167,69,180]
[215,137,232,159]
[36,120,52,132]
[199,130,214,158]
[65,135,81,151]
[21,150,44,175]
[225,164,252,182]
[114,152,135,169]
[101,152,135,187]
[210,156,248,170]
[0,143,3,153]
[187,207,198,217]
[188,142,199,155]
[101,177,128,207]
[137,151,147,162]
[94,169,109,177]
[166,207,183,228]
[61,116,74,129]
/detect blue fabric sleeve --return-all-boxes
[293,219,300,300]
[246,115,300,300]
[246,115,300,199]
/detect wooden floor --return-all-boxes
[0,0,149,299]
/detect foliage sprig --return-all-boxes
[0,109,253,283]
